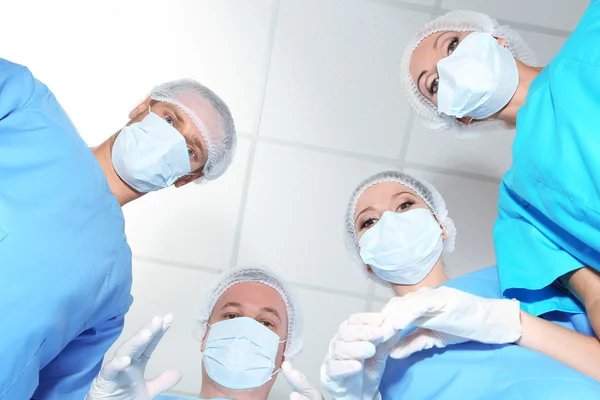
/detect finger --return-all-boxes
[282,362,321,397]
[385,299,446,331]
[388,328,436,359]
[337,322,385,344]
[347,313,385,326]
[147,369,183,397]
[115,316,164,359]
[142,314,174,360]
[326,359,363,379]
[290,393,305,400]
[331,340,376,361]
[99,356,131,381]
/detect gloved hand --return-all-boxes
[282,361,324,400]
[85,314,182,400]
[320,313,393,400]
[387,328,466,359]
[381,286,522,345]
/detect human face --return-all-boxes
[127,98,209,186]
[205,282,288,369]
[354,181,436,243]
[409,31,473,107]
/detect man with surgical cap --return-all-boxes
[85,265,324,400]
[0,58,236,399]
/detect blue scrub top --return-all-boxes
[0,59,132,399]
[494,0,600,316]
[379,267,600,400]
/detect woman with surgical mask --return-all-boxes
[402,5,600,346]
[320,171,600,400]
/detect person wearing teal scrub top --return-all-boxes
[400,1,600,361]
[0,58,236,400]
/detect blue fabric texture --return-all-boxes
[379,267,600,400]
[494,0,600,316]
[0,58,132,400]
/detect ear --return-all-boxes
[174,171,204,188]
[457,116,474,125]
[441,227,448,241]
[129,96,152,120]
[495,37,507,48]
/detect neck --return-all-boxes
[390,258,449,297]
[92,133,143,207]
[200,371,272,400]
[495,60,544,125]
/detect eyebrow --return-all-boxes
[417,70,427,93]
[355,206,375,224]
[220,302,243,311]
[392,191,414,200]
[261,307,282,322]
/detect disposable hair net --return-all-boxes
[192,264,304,359]
[150,79,237,182]
[344,171,456,287]
[400,10,536,137]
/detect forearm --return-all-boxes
[517,310,600,381]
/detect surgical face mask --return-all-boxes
[112,110,191,193]
[359,208,444,285]
[203,316,285,390]
[436,32,519,120]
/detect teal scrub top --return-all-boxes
[379,267,599,400]
[0,59,132,399]
[494,0,600,316]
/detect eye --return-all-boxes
[361,218,377,230]
[165,115,174,126]
[447,37,459,55]
[261,321,274,328]
[429,78,439,95]
[188,147,196,158]
[397,201,415,211]
[224,313,237,320]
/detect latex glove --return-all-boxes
[282,361,324,400]
[388,328,467,359]
[381,286,522,345]
[320,313,393,400]
[85,314,182,400]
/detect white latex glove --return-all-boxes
[282,361,324,400]
[388,328,466,359]
[381,286,522,345]
[320,313,393,400]
[85,314,182,400]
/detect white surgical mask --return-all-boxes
[112,110,191,193]
[359,209,443,285]
[437,32,519,120]
[203,317,285,390]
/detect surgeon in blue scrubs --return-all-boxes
[320,171,600,400]
[400,2,600,353]
[0,58,236,399]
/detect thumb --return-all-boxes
[146,369,183,398]
[282,361,321,398]
[388,328,436,359]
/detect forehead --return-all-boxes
[356,181,421,211]
[213,282,288,318]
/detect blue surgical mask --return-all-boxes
[111,110,191,193]
[437,32,519,120]
[203,317,285,390]
[359,209,443,285]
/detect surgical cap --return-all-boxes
[150,79,236,182]
[192,265,304,359]
[344,171,456,286]
[400,10,536,137]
